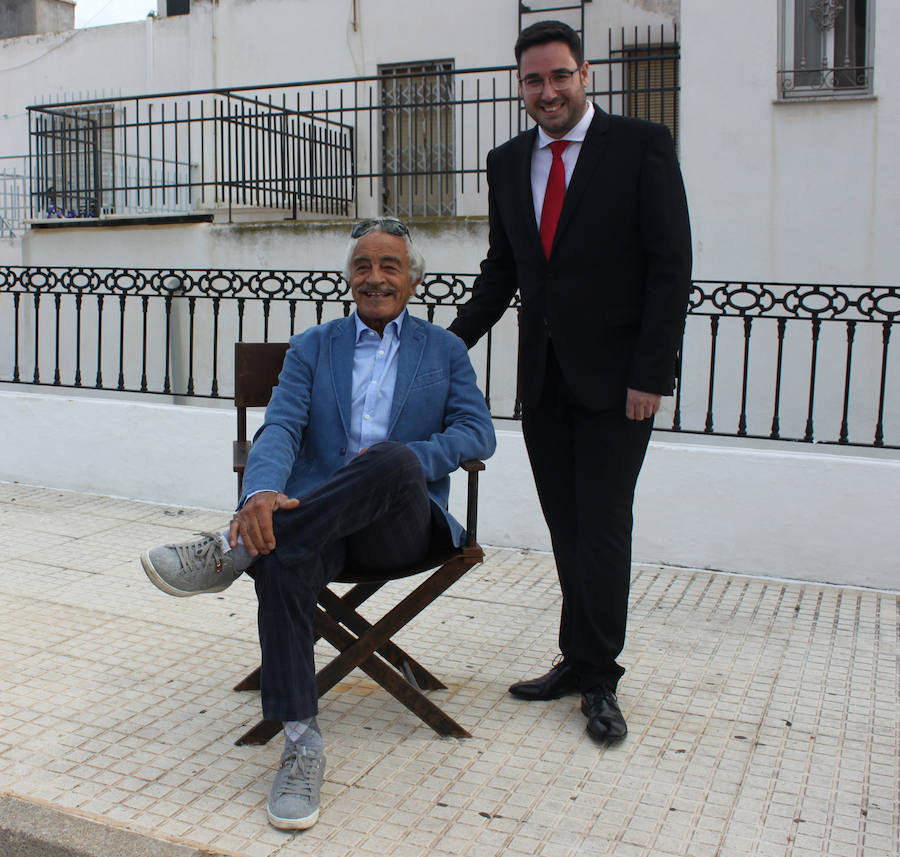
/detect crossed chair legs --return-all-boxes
[234,548,483,745]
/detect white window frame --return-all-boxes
[778,0,874,100]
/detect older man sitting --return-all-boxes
[140,219,496,830]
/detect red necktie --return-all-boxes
[539,140,569,259]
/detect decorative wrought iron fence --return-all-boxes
[1,267,897,449]
[678,281,898,448]
[26,26,679,223]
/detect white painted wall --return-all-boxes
[2,389,896,590]
[0,0,676,244]
[0,236,18,264]
[18,216,485,271]
[0,0,674,145]
[4,0,897,287]
[3,2,899,591]
[680,0,900,284]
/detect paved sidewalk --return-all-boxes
[0,482,897,857]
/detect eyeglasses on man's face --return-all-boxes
[519,68,581,95]
[350,218,410,238]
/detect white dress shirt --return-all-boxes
[530,101,595,227]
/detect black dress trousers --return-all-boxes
[521,348,653,691]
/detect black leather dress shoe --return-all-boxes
[508,660,580,700]
[581,687,627,742]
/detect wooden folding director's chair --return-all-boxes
[230,342,487,744]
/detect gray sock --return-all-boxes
[217,531,254,573]
[284,717,323,752]
[228,540,254,573]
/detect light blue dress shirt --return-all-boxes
[347,310,405,457]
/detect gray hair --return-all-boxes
[342,224,426,286]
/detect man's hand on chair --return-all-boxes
[229,491,300,557]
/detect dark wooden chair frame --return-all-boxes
[231,342,486,745]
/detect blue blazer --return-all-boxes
[240,313,497,547]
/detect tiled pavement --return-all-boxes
[0,482,897,857]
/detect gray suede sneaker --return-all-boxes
[266,743,326,830]
[140,532,250,597]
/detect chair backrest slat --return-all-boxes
[234,342,290,498]
[234,342,290,410]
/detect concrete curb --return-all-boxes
[0,795,230,857]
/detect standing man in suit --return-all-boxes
[449,20,692,743]
[141,219,496,830]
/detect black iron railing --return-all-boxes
[29,93,354,222]
[778,64,873,99]
[25,26,679,223]
[679,281,898,448]
[1,267,897,449]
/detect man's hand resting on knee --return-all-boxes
[230,491,300,557]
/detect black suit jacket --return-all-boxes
[449,106,692,410]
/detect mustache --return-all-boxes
[360,286,399,295]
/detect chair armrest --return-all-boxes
[460,459,485,547]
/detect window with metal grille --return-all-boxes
[621,44,679,151]
[379,60,456,218]
[779,0,872,99]
[33,104,119,218]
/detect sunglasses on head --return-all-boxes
[350,218,411,238]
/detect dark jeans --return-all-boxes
[250,441,447,721]
[522,350,653,691]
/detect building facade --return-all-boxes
[1,0,897,588]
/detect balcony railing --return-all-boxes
[778,65,873,100]
[24,26,679,224]
[0,156,29,237]
[1,267,897,450]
